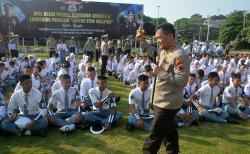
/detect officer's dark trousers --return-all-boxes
[143,106,179,154]
[101,55,108,75]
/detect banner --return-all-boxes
[0,0,143,38]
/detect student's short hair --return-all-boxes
[197,69,204,78]
[0,62,5,67]
[97,75,108,81]
[189,73,196,78]
[87,66,96,72]
[9,61,15,65]
[60,74,71,80]
[62,62,70,68]
[208,72,219,80]
[240,60,245,65]
[137,74,149,82]
[231,72,241,79]
[19,74,31,82]
[24,66,33,69]
[144,64,152,72]
[34,65,42,72]
[156,23,175,38]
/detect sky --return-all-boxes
[86,0,250,23]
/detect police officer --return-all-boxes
[46,36,57,58]
[143,23,190,154]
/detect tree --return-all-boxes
[218,11,245,44]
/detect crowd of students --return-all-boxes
[0,39,249,137]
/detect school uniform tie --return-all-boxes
[141,91,145,115]
[223,73,225,83]
[100,91,103,100]
[23,93,29,115]
[209,87,214,108]
[91,81,94,88]
[189,85,192,97]
[234,88,238,102]
[64,90,69,110]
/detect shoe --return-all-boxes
[226,117,239,124]
[59,124,74,131]
[192,119,199,126]
[125,122,134,131]
[177,122,184,127]
[115,96,121,103]
[24,130,32,136]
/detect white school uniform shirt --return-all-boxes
[244,82,250,97]
[56,43,68,53]
[52,80,62,93]
[8,88,46,116]
[0,70,9,80]
[123,63,134,81]
[89,87,113,110]
[49,87,79,110]
[7,67,15,76]
[128,87,151,112]
[195,84,220,109]
[183,83,198,101]
[218,71,230,84]
[107,59,116,71]
[80,77,98,98]
[78,71,87,83]
[222,85,243,104]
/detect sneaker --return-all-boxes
[125,122,134,131]
[59,124,75,132]
[59,125,71,131]
[69,124,75,130]
[24,130,32,136]
[226,117,240,124]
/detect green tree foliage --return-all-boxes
[218,11,246,44]
[174,14,223,43]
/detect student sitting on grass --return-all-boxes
[126,74,152,131]
[85,75,122,131]
[47,74,82,132]
[190,72,239,124]
[1,75,48,136]
[222,73,250,120]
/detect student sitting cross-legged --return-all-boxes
[190,72,239,124]
[47,74,82,132]
[1,75,48,136]
[126,74,153,131]
[222,73,250,120]
[84,75,122,131]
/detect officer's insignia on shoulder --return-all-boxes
[176,58,185,70]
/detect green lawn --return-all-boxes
[0,52,250,154]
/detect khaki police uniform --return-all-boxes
[143,46,190,154]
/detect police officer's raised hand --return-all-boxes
[152,64,160,76]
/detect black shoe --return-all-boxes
[192,119,199,126]
[125,122,134,131]
[226,117,239,124]
[76,123,91,130]
[115,96,121,103]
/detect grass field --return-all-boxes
[0,52,250,154]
